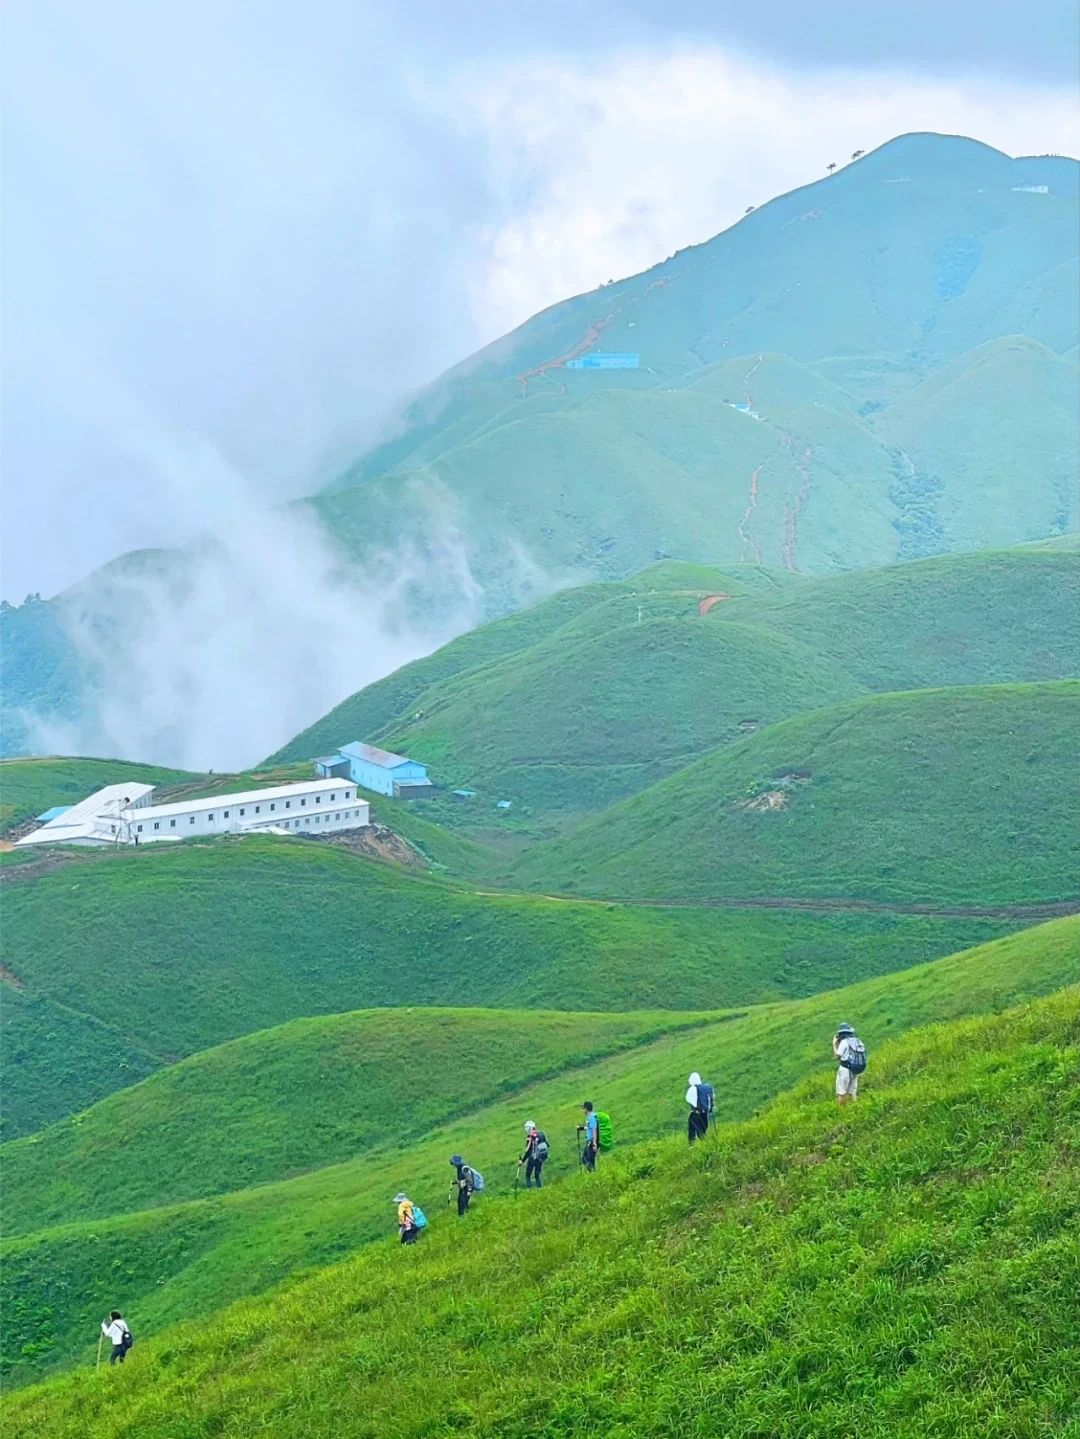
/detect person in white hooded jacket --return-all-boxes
[685,1072,714,1143]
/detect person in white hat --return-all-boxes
[519,1120,549,1188]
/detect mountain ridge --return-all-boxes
[3,132,1077,765]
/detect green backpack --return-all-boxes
[595,1111,614,1152]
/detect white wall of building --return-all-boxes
[128,781,369,844]
[18,779,371,848]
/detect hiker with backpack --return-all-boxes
[685,1071,714,1143]
[395,1192,424,1244]
[520,1120,549,1188]
[833,1024,867,1104]
[576,1102,612,1170]
[577,1102,599,1170]
[100,1310,132,1364]
[449,1155,483,1214]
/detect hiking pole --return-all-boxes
[96,1332,103,1371]
[514,1161,522,1193]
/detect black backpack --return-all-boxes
[534,1131,549,1161]
[119,1325,133,1354]
[842,1039,867,1074]
[695,1082,714,1113]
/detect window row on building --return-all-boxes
[134,789,357,833]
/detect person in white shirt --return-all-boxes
[684,1072,714,1143]
[101,1310,131,1364]
[833,1024,866,1104]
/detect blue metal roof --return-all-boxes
[339,741,413,770]
[36,805,72,822]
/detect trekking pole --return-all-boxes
[96,1332,103,1371]
[514,1161,522,1193]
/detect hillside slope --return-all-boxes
[1,836,1010,1136]
[516,681,1080,902]
[269,547,1080,829]
[6,982,1077,1436]
[2,917,1075,1387]
[4,134,1077,764]
[1,1009,707,1230]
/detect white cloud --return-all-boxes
[462,49,1080,334]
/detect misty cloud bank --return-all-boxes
[17,417,562,770]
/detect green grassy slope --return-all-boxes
[3,917,1075,1387]
[1,1009,708,1231]
[267,560,793,768]
[877,336,1080,550]
[1,836,1008,1135]
[0,991,164,1141]
[371,610,861,819]
[515,681,1080,902]
[718,547,1080,690]
[268,548,1080,830]
[6,982,1077,1436]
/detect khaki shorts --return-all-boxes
[836,1066,859,1097]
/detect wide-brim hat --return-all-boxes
[393,1193,408,1204]
[449,1154,463,1167]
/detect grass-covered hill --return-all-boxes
[6,978,1077,1436]
[1,1009,709,1230]
[515,681,1080,903]
[270,547,1080,827]
[4,134,1078,763]
[2,918,1075,1390]
[1,835,1009,1137]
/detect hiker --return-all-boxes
[685,1071,714,1143]
[520,1120,549,1188]
[101,1310,132,1364]
[577,1101,599,1171]
[395,1192,419,1244]
[833,1023,867,1104]
[449,1155,476,1215]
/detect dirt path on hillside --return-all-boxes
[0,851,80,884]
[536,893,1080,921]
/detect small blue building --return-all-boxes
[566,352,640,370]
[314,741,432,798]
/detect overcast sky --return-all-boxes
[3,0,1078,599]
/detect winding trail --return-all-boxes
[530,894,1080,920]
[738,464,765,563]
[780,438,815,572]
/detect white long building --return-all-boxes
[17,779,370,848]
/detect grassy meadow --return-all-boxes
[515,681,1080,902]
[5,983,1077,1436]
[3,918,1075,1386]
[2,832,1015,1137]
[267,547,1080,834]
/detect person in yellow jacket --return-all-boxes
[395,1193,418,1244]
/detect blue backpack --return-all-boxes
[842,1039,868,1075]
[411,1204,428,1230]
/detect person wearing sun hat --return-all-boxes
[394,1192,418,1243]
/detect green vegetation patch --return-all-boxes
[1,836,1014,1135]
[3,918,1074,1386]
[5,984,1077,1437]
[517,681,1080,903]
